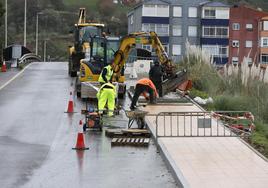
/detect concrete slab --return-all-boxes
[143,105,268,188]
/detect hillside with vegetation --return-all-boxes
[0,0,131,61]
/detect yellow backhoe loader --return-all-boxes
[78,31,187,99]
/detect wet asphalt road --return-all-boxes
[0,68,20,88]
[0,62,178,188]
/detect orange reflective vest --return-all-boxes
[137,78,158,98]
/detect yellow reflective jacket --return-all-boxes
[98,65,113,83]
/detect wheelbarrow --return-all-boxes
[124,110,148,129]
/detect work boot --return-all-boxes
[130,106,137,111]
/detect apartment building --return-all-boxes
[259,16,268,67]
[229,5,268,66]
[127,0,207,62]
[200,2,230,66]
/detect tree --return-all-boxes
[49,0,65,10]
[0,1,5,26]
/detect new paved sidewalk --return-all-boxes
[143,104,268,188]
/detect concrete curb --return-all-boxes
[145,118,190,188]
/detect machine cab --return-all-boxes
[79,36,120,82]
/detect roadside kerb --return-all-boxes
[145,115,190,188]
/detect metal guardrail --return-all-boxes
[17,53,42,65]
[156,111,254,144]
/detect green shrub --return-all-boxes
[255,121,268,139]
[189,88,209,99]
[251,132,268,156]
[213,95,254,111]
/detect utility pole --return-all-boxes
[43,40,46,62]
[35,13,39,55]
[5,0,7,47]
[24,0,27,47]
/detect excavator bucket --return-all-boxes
[178,80,192,92]
[161,70,187,96]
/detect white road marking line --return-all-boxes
[0,63,35,91]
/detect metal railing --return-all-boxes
[17,53,42,65]
[156,111,254,143]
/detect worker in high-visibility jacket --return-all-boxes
[96,82,116,116]
[98,63,114,85]
[130,78,158,110]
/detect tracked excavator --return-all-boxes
[78,31,187,99]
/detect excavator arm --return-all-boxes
[112,31,176,80]
[112,31,186,96]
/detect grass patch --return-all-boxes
[251,131,268,157]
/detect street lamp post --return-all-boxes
[5,0,7,48]
[35,12,43,55]
[24,0,27,47]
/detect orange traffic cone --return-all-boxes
[65,91,75,113]
[1,61,7,72]
[73,120,89,150]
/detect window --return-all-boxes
[245,57,253,65]
[143,4,156,16]
[216,27,228,36]
[202,45,228,57]
[172,45,181,55]
[246,24,253,31]
[156,24,169,36]
[245,41,253,48]
[173,25,182,36]
[232,23,240,30]
[263,21,268,31]
[188,7,197,18]
[232,57,239,65]
[156,4,169,17]
[217,9,229,19]
[142,23,151,32]
[173,6,182,17]
[204,27,215,36]
[142,24,169,36]
[202,45,218,56]
[142,23,156,32]
[261,54,268,64]
[204,9,216,18]
[203,26,228,38]
[261,37,268,47]
[219,46,228,57]
[232,40,239,48]
[142,45,152,52]
[188,26,197,37]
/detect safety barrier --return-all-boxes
[17,53,42,65]
[156,111,254,144]
[126,55,157,63]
